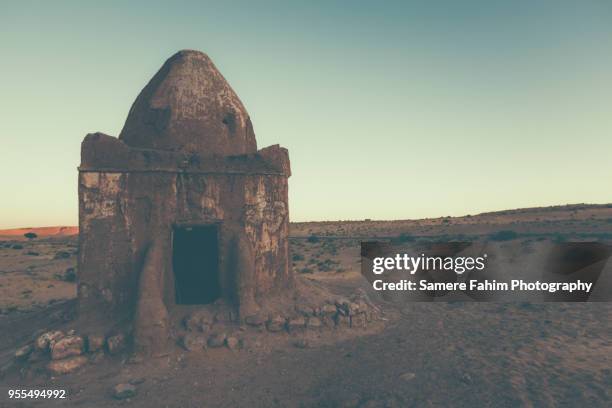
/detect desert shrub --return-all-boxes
[300,267,313,274]
[11,244,23,250]
[55,267,77,282]
[63,268,77,282]
[392,233,415,243]
[53,251,71,259]
[307,234,320,243]
[316,258,340,272]
[323,241,338,255]
[292,253,305,261]
[24,232,37,240]
[489,230,519,241]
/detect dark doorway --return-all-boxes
[172,225,220,304]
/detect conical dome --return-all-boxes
[119,50,257,156]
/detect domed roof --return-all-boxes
[119,50,257,156]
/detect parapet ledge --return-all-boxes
[79,132,290,176]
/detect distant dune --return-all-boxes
[0,226,78,239]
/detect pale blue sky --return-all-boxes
[1,1,611,228]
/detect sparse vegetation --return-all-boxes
[307,234,320,243]
[392,233,415,243]
[488,230,519,241]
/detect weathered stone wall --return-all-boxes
[78,169,290,329]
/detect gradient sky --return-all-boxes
[1,1,611,228]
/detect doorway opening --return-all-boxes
[172,225,220,304]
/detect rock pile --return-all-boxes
[14,330,127,375]
[179,290,381,352]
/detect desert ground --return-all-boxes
[0,204,611,407]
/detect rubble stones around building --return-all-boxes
[266,315,286,332]
[207,333,226,348]
[35,330,65,351]
[50,336,84,360]
[14,291,382,376]
[181,334,207,352]
[47,356,88,375]
[184,310,214,332]
[15,330,131,376]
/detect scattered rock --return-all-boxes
[245,314,266,327]
[51,335,84,360]
[87,335,105,352]
[321,304,337,316]
[307,317,322,330]
[207,333,226,348]
[214,310,237,324]
[181,334,207,352]
[266,315,286,332]
[225,337,239,350]
[15,344,33,361]
[113,383,137,400]
[350,313,367,328]
[184,310,213,332]
[347,302,360,316]
[461,372,473,384]
[106,334,126,355]
[47,355,88,375]
[400,372,416,382]
[35,330,64,351]
[287,317,306,332]
[129,377,146,385]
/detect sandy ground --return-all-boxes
[0,204,611,407]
